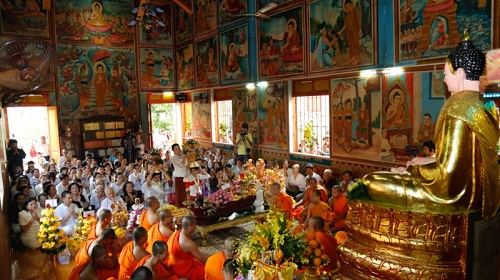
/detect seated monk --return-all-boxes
[269,182,293,220]
[222,259,245,280]
[118,227,150,279]
[76,228,119,269]
[292,177,328,221]
[362,30,500,219]
[88,209,112,239]
[140,197,160,231]
[146,209,174,255]
[167,215,207,280]
[303,190,333,231]
[69,244,119,280]
[327,185,348,232]
[131,266,153,280]
[136,241,179,280]
[308,216,338,274]
[205,237,237,280]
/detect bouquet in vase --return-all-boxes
[183,139,202,162]
[38,206,68,255]
[127,202,145,231]
[110,200,129,228]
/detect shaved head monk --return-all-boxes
[269,182,293,219]
[88,209,112,239]
[146,209,174,254]
[205,237,238,280]
[70,244,118,280]
[167,215,207,280]
[118,227,150,279]
[75,228,119,269]
[135,240,178,280]
[131,266,153,280]
[139,197,160,231]
[308,216,338,274]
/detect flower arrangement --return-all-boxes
[209,189,234,206]
[38,206,68,255]
[113,226,127,240]
[237,210,307,278]
[304,120,315,149]
[67,235,84,252]
[110,200,129,228]
[183,139,202,163]
[75,216,97,237]
[127,202,145,231]
[303,231,330,267]
[346,180,367,200]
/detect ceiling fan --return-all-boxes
[229,3,278,20]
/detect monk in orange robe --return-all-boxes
[269,182,293,219]
[167,216,207,280]
[88,209,113,239]
[308,216,338,273]
[146,209,174,254]
[139,197,160,231]
[292,177,328,220]
[118,227,150,279]
[205,237,237,280]
[130,266,153,280]
[136,240,178,280]
[304,190,333,231]
[76,228,118,267]
[69,244,120,280]
[328,185,348,232]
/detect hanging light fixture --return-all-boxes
[129,0,165,31]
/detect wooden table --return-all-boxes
[196,211,267,246]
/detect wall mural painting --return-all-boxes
[257,83,288,150]
[398,0,492,62]
[195,36,219,87]
[309,0,374,73]
[331,77,381,160]
[192,91,212,140]
[380,74,414,163]
[259,6,305,79]
[176,44,195,90]
[56,44,138,120]
[194,0,217,36]
[139,3,173,46]
[257,0,291,10]
[175,1,193,44]
[220,24,250,85]
[219,0,247,26]
[54,0,134,47]
[1,0,49,37]
[233,88,257,142]
[139,48,175,90]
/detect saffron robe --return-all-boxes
[167,231,205,280]
[204,251,225,280]
[135,255,178,280]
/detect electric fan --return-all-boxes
[0,40,55,106]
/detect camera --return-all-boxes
[240,131,248,136]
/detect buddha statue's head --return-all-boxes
[446,29,485,81]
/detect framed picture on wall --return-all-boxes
[138,2,173,46]
[194,0,217,37]
[195,36,219,87]
[176,43,195,90]
[308,0,375,73]
[1,0,50,38]
[258,5,305,80]
[218,0,248,27]
[139,48,175,91]
[219,24,250,85]
[430,72,446,98]
[192,91,212,140]
[257,0,292,10]
[175,0,194,44]
[396,0,494,63]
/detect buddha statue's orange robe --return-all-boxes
[139,209,153,231]
[75,238,97,265]
[69,259,118,280]
[315,232,338,273]
[118,241,142,279]
[146,223,171,254]
[87,221,98,239]
[204,251,225,280]
[167,231,205,280]
[331,194,348,231]
[135,255,178,280]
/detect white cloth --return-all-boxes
[141,182,151,201]
[54,204,76,236]
[90,195,104,211]
[172,154,187,177]
[128,172,144,191]
[289,173,307,192]
[57,156,67,169]
[18,210,41,249]
[100,197,124,211]
[110,182,124,197]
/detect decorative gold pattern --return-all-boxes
[336,200,470,279]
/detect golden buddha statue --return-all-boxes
[363,30,500,219]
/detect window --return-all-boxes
[216,100,233,143]
[295,95,330,156]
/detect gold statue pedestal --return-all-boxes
[336,200,482,279]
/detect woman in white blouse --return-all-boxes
[286,164,306,199]
[18,197,41,249]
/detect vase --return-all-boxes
[186,153,197,163]
[303,266,322,280]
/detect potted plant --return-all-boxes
[219,122,229,142]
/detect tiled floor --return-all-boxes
[11,249,75,280]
